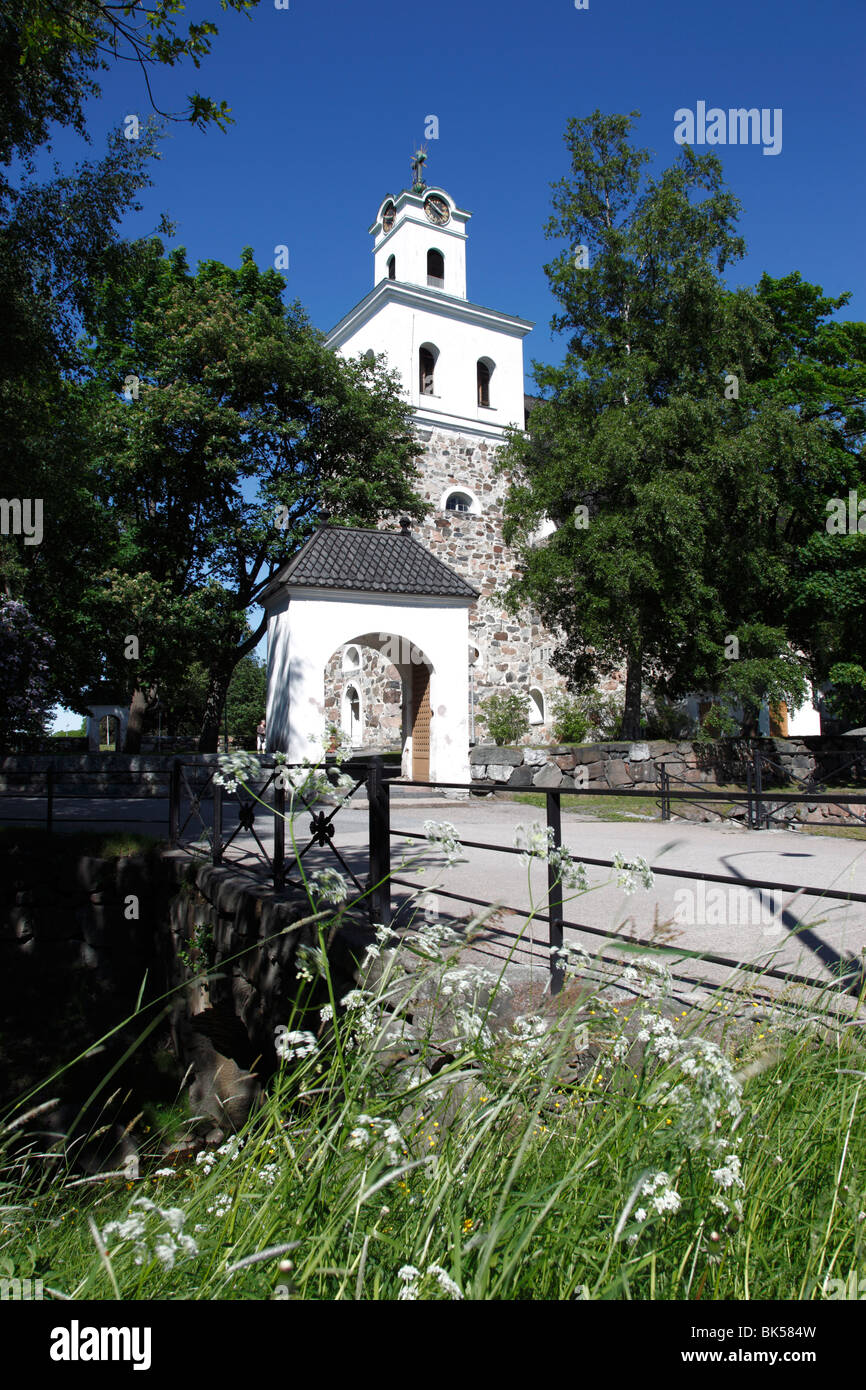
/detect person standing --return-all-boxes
[256,719,266,753]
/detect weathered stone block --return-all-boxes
[606,761,632,787]
[628,742,651,762]
[533,764,563,789]
[507,766,535,788]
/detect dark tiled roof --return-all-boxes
[263,526,478,600]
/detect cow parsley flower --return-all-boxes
[612,852,654,894]
[347,1114,404,1165]
[257,1163,279,1188]
[214,751,262,790]
[397,1265,421,1300]
[711,1154,743,1191]
[423,821,463,865]
[396,1262,463,1300]
[427,1264,464,1300]
[640,1171,682,1216]
[513,822,554,866]
[309,868,349,905]
[102,1196,198,1268]
[294,943,328,982]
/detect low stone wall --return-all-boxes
[1,837,372,1163]
[469,736,866,828]
[0,753,225,797]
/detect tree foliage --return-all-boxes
[0,599,54,746]
[80,241,428,749]
[498,112,865,737]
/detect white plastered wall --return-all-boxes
[266,588,471,783]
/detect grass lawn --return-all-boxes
[507,788,744,822]
[2,924,863,1301]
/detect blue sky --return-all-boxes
[46,0,865,727]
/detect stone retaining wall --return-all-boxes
[0,753,225,797]
[1,838,371,1162]
[469,736,866,828]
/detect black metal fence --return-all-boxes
[3,754,866,1000]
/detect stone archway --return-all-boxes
[325,629,435,778]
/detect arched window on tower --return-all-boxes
[477,358,492,407]
[419,346,436,396]
[387,254,396,280]
[427,249,445,289]
[445,492,472,513]
[528,689,545,726]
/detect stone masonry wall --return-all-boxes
[412,428,569,738]
[469,736,866,828]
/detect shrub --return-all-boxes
[640,698,695,741]
[550,693,591,744]
[477,691,530,746]
[695,703,741,743]
[572,691,625,741]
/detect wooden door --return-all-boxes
[411,664,431,780]
[769,702,788,737]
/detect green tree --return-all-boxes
[497,112,847,738]
[478,691,530,746]
[751,274,866,730]
[0,0,264,718]
[82,241,428,751]
[226,655,266,748]
[1,0,259,180]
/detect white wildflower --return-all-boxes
[711,1154,743,1191]
[216,1135,244,1161]
[427,1264,464,1300]
[513,822,555,867]
[347,1114,404,1164]
[612,852,655,895]
[397,1265,421,1300]
[340,989,366,1011]
[309,868,349,905]
[422,821,463,866]
[102,1195,198,1268]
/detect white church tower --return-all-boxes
[326,159,531,444]
[322,154,564,753]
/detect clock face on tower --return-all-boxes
[424,194,450,226]
[381,201,396,232]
